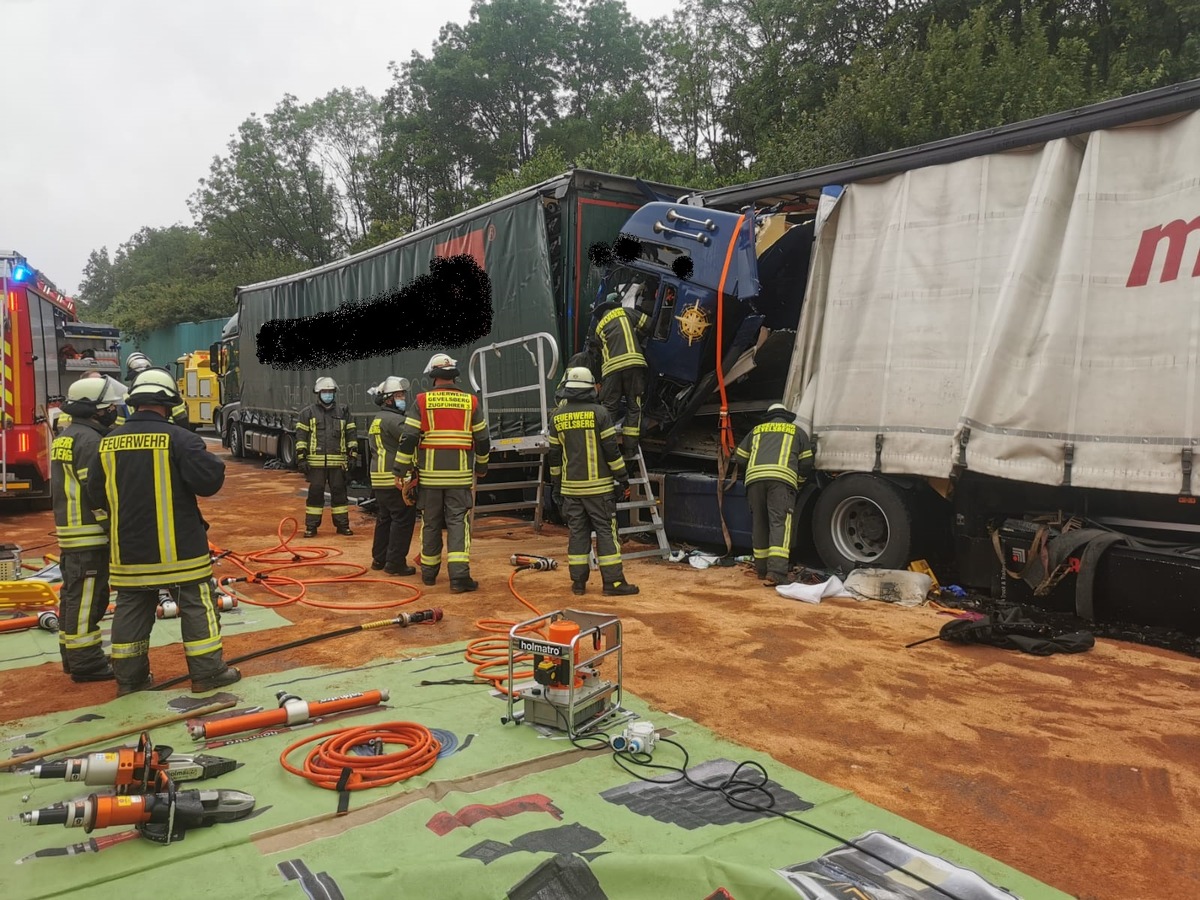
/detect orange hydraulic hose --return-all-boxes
[465,567,550,694]
[714,213,747,457]
[210,518,423,611]
[280,722,440,790]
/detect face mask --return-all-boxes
[97,407,119,427]
[393,397,406,413]
[319,392,335,404]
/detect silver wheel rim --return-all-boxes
[830,496,890,563]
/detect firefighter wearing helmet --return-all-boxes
[368,376,417,575]
[548,366,638,596]
[50,376,124,682]
[295,376,358,537]
[586,289,652,462]
[124,353,190,429]
[394,353,490,592]
[734,402,814,586]
[86,367,237,695]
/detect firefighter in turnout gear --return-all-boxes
[86,368,238,696]
[395,353,489,593]
[51,377,121,682]
[587,291,651,461]
[369,376,417,575]
[54,372,128,434]
[296,377,358,538]
[548,366,639,597]
[125,354,189,428]
[735,403,815,586]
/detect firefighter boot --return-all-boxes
[192,666,242,694]
[72,661,116,683]
[450,577,479,594]
[116,674,155,697]
[602,580,639,597]
[571,578,587,596]
[336,525,354,536]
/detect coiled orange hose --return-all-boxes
[279,722,440,790]
[465,566,551,694]
[211,517,423,611]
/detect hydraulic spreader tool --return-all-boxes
[19,772,256,844]
[30,732,238,791]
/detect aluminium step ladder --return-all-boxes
[466,332,559,536]
[589,440,672,569]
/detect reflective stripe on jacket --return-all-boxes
[395,386,490,488]
[369,406,406,488]
[592,305,649,376]
[87,412,226,588]
[735,418,814,489]
[51,419,109,550]
[548,399,627,496]
[296,403,357,467]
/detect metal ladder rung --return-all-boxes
[617,499,658,510]
[480,478,543,490]
[482,460,544,470]
[475,500,540,513]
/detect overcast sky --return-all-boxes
[1,0,683,297]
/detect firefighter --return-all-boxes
[86,368,238,695]
[735,403,815,586]
[55,371,127,434]
[395,353,489,593]
[51,377,121,681]
[296,376,358,538]
[548,366,639,596]
[125,354,189,428]
[368,376,416,575]
[587,290,651,461]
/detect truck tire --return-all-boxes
[229,423,245,459]
[812,474,915,573]
[278,434,296,468]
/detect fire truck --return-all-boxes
[1,250,122,506]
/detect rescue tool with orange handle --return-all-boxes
[189,689,390,740]
[18,778,256,844]
[31,732,237,791]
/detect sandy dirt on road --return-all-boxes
[2,445,1198,899]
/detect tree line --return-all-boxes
[78,0,1200,337]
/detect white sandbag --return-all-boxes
[842,568,933,607]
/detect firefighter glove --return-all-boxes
[552,485,563,511]
[613,481,630,502]
[297,459,309,475]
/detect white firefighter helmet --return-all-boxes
[424,353,459,379]
[125,351,152,378]
[67,375,119,409]
[380,376,410,394]
[127,368,182,408]
[563,367,596,389]
[314,376,338,394]
[767,403,791,415]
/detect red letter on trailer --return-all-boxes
[1126,216,1200,287]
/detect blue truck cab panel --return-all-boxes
[594,203,764,415]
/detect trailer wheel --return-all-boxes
[812,474,915,573]
[229,423,245,459]
[278,434,296,468]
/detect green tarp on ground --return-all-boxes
[0,643,1070,900]
[0,603,293,674]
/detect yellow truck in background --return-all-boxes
[174,351,221,430]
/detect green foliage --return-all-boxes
[74,0,1200,334]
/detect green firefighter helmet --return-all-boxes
[127,367,183,408]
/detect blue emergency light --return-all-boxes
[9,263,32,282]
